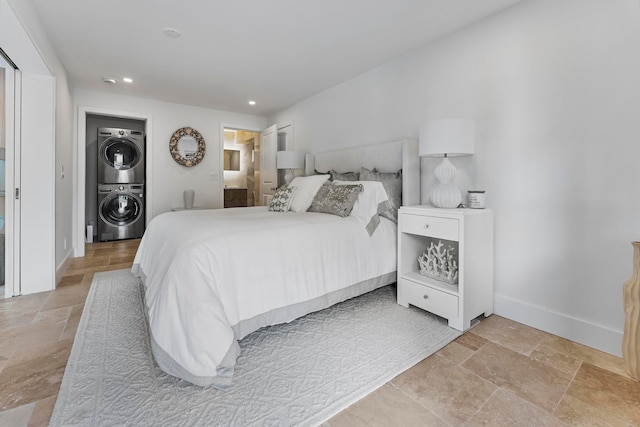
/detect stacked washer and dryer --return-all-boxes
[97,128,146,241]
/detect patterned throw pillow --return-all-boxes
[268,186,296,212]
[308,183,363,217]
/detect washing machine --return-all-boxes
[97,127,145,184]
[97,184,145,241]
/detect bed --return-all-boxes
[132,138,420,387]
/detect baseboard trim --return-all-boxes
[494,293,623,357]
[55,249,74,286]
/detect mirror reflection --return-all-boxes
[179,136,199,160]
[224,149,240,171]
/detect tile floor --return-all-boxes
[0,239,638,426]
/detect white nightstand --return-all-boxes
[397,205,494,331]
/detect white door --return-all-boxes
[259,124,277,206]
[0,55,18,298]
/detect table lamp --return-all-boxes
[419,119,475,208]
[276,151,305,185]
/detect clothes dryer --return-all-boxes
[97,184,145,241]
[97,128,145,184]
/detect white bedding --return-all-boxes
[132,206,397,387]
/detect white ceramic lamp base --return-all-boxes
[430,157,461,208]
[284,169,295,185]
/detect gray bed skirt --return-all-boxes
[133,265,396,388]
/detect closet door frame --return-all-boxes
[1,59,19,298]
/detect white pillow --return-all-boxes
[333,180,392,235]
[288,175,330,212]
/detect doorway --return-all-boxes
[85,114,146,242]
[222,128,259,208]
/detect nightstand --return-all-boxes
[397,205,494,331]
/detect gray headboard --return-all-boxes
[304,138,420,207]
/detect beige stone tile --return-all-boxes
[468,388,567,426]
[392,354,497,425]
[41,284,90,311]
[327,383,447,427]
[27,396,57,427]
[0,351,11,375]
[0,309,39,329]
[56,274,84,288]
[454,331,487,351]
[92,247,135,258]
[86,241,115,249]
[563,362,640,425]
[70,263,133,280]
[0,297,15,310]
[107,262,134,271]
[67,255,110,270]
[462,342,572,412]
[32,306,72,325]
[83,248,96,258]
[0,339,72,411]
[7,292,49,312]
[471,315,547,356]
[109,253,135,265]
[60,304,84,341]
[554,393,628,427]
[81,272,96,286]
[530,345,582,377]
[537,334,629,378]
[0,320,66,354]
[437,340,475,365]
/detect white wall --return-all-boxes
[271,0,640,356]
[74,90,266,233]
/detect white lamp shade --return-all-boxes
[419,119,475,157]
[276,151,305,170]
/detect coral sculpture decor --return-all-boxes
[418,240,459,285]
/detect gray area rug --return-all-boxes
[50,269,460,426]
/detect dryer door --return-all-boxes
[100,137,141,171]
[100,193,143,226]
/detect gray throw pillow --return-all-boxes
[360,167,402,222]
[308,183,363,217]
[329,169,360,181]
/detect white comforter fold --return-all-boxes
[132,207,396,386]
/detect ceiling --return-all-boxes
[30,0,524,116]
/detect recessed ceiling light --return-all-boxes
[123,77,133,83]
[163,28,181,38]
[102,78,116,84]
[248,100,256,105]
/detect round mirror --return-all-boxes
[169,127,206,167]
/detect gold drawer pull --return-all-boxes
[424,224,430,229]
[423,294,429,299]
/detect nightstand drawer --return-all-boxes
[399,278,459,319]
[401,213,459,241]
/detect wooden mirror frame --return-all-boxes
[169,127,206,167]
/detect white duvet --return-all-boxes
[132,206,397,387]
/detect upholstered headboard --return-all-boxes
[304,138,420,207]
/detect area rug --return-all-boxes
[50,269,460,426]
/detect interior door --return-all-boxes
[259,124,277,206]
[0,54,18,298]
